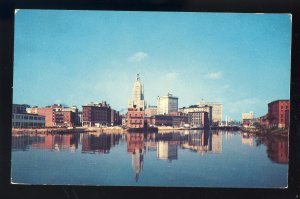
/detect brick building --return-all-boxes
[28,104,80,127]
[259,115,269,128]
[111,109,121,126]
[145,105,157,117]
[148,114,188,127]
[82,102,112,127]
[179,105,213,126]
[127,107,145,128]
[188,111,209,129]
[267,100,290,128]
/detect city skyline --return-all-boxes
[13,10,291,120]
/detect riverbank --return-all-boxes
[12,126,127,134]
[241,127,288,138]
[157,126,190,132]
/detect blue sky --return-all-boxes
[13,10,291,120]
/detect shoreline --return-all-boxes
[241,127,288,138]
[12,126,126,134]
[12,126,289,137]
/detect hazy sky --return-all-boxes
[13,10,291,120]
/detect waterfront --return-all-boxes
[11,130,288,187]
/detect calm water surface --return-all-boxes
[11,130,288,187]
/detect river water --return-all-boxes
[11,130,288,188]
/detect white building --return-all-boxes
[128,74,146,110]
[12,104,45,128]
[242,111,254,120]
[12,113,45,128]
[198,101,222,124]
[157,93,178,115]
[241,111,254,127]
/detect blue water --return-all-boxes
[11,130,288,187]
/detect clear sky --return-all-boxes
[13,10,291,120]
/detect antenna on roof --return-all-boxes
[137,73,140,80]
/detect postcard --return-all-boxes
[11,10,291,188]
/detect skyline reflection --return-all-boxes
[256,135,288,164]
[12,130,288,183]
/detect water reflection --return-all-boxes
[180,130,222,154]
[82,133,121,154]
[157,141,178,161]
[256,135,288,164]
[12,134,45,151]
[127,133,145,181]
[12,133,80,152]
[241,132,254,147]
[12,130,288,184]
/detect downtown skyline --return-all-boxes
[13,10,291,120]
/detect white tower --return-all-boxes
[128,74,146,110]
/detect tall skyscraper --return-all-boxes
[157,93,178,115]
[127,74,146,128]
[128,74,146,110]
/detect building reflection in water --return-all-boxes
[181,130,222,154]
[225,131,234,140]
[12,133,80,152]
[81,132,120,154]
[241,132,254,147]
[256,135,288,164]
[145,133,157,151]
[12,134,45,151]
[155,132,181,161]
[267,139,288,164]
[157,141,178,161]
[126,132,145,182]
[211,130,222,153]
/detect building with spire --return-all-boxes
[128,74,146,110]
[127,74,146,128]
